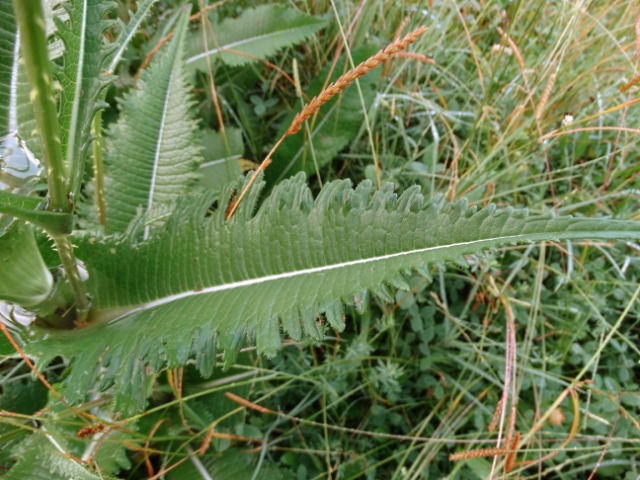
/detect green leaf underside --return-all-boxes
[56,0,113,199]
[199,127,243,191]
[26,173,640,414]
[104,10,201,233]
[0,221,52,307]
[267,45,381,185]
[186,4,327,68]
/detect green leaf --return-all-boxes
[0,328,15,355]
[104,9,202,234]
[0,371,48,414]
[167,448,290,480]
[26,174,640,414]
[199,127,243,191]
[186,4,327,68]
[2,386,132,479]
[0,189,73,235]
[0,221,52,307]
[267,45,381,185]
[3,434,119,480]
[106,0,158,74]
[181,357,252,430]
[56,0,114,202]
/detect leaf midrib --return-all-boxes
[144,71,174,239]
[8,26,19,132]
[110,229,622,321]
[186,25,317,64]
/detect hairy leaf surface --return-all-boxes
[26,174,640,414]
[104,10,202,234]
[187,4,327,68]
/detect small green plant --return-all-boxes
[1,1,639,478]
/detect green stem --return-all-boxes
[92,110,107,230]
[12,0,68,212]
[51,235,90,321]
[13,0,89,321]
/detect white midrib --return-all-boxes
[66,0,88,167]
[111,233,535,323]
[107,0,158,74]
[186,27,309,64]
[8,29,19,131]
[199,154,242,168]
[143,71,174,239]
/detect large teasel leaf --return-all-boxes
[266,45,381,185]
[25,173,640,415]
[104,9,202,234]
[186,4,327,69]
[56,0,114,201]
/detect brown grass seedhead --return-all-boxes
[225,25,427,220]
[287,25,428,136]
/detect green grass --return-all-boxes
[2,0,640,478]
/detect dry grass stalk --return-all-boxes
[449,432,520,472]
[225,25,427,220]
[393,16,411,42]
[496,26,557,207]
[620,73,640,93]
[496,27,525,70]
[449,447,511,461]
[488,397,503,433]
[395,51,435,64]
[504,432,520,472]
[286,25,428,136]
[135,0,229,79]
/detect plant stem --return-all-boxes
[92,110,107,230]
[13,0,90,321]
[51,235,90,320]
[12,0,68,211]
